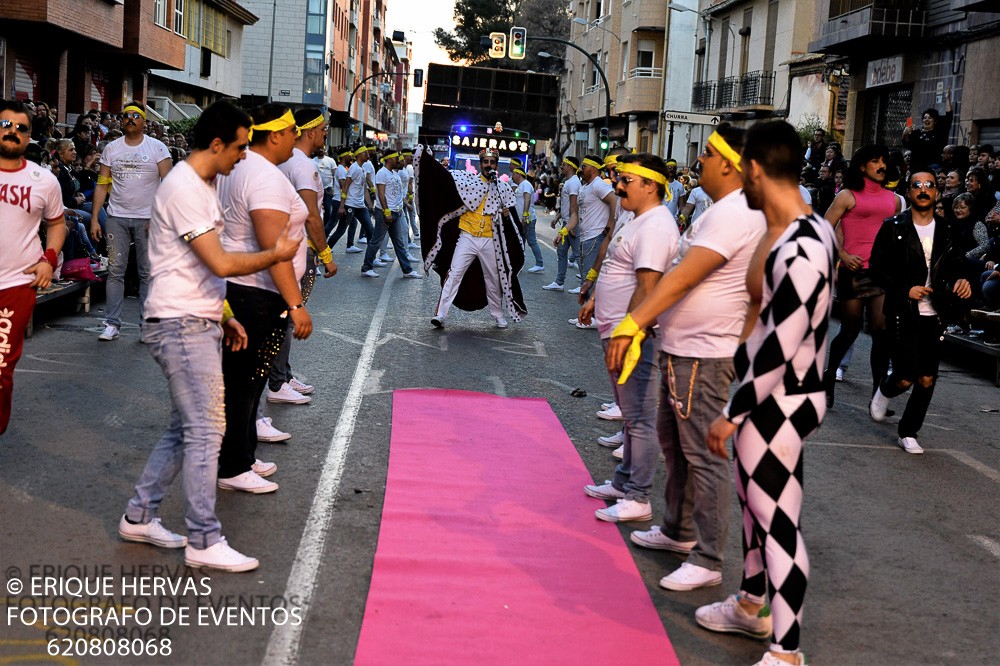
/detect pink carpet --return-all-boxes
[354,389,680,665]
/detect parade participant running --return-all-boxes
[868,171,972,454]
[120,101,300,572]
[90,100,172,342]
[0,100,66,435]
[216,103,311,495]
[578,153,679,523]
[416,146,527,328]
[607,124,766,592]
[703,120,836,666]
[822,145,899,407]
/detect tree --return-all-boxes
[434,0,569,70]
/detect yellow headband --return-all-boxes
[563,157,579,170]
[298,114,326,132]
[616,162,669,187]
[380,152,399,163]
[665,159,678,167]
[510,158,523,167]
[354,146,369,156]
[340,150,353,158]
[603,155,619,168]
[707,131,742,172]
[582,158,604,170]
[513,168,527,177]
[401,150,413,156]
[123,105,146,119]
[249,110,299,141]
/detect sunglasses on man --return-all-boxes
[0,119,30,134]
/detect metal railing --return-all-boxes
[691,81,715,111]
[584,83,601,95]
[718,76,740,109]
[693,71,774,109]
[628,67,663,79]
[739,70,775,106]
[828,0,915,19]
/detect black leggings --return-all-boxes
[825,294,889,396]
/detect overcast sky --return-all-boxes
[384,0,458,113]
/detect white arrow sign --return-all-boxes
[662,110,720,126]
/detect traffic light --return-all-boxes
[599,127,610,151]
[413,68,424,87]
[509,27,526,60]
[489,32,507,59]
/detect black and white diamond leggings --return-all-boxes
[733,392,822,653]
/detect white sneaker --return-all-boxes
[576,320,596,329]
[601,402,617,410]
[408,241,420,248]
[869,388,889,422]
[897,436,924,454]
[495,317,509,329]
[527,265,545,273]
[357,238,368,244]
[751,651,806,666]
[695,594,773,639]
[612,444,623,460]
[373,259,388,267]
[118,515,187,548]
[584,480,625,500]
[597,431,624,447]
[379,252,393,262]
[256,417,291,442]
[596,498,652,523]
[267,383,311,404]
[659,562,723,591]
[288,377,314,395]
[630,525,697,553]
[835,367,846,382]
[185,537,259,573]
[568,261,578,268]
[542,281,564,291]
[568,317,579,325]
[361,269,380,278]
[252,459,277,477]
[597,404,623,421]
[402,271,424,279]
[346,245,363,253]
[217,470,279,494]
[98,323,120,341]
[568,286,582,295]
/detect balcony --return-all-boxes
[350,8,357,26]
[950,0,994,9]
[372,15,381,32]
[620,0,666,33]
[616,69,662,115]
[810,1,925,57]
[372,50,381,67]
[693,71,775,111]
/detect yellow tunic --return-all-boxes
[458,182,493,238]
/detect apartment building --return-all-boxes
[1,0,186,120]
[810,0,1000,153]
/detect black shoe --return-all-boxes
[431,317,443,329]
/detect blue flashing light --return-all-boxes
[459,125,468,133]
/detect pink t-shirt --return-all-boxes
[0,159,64,290]
[841,179,896,269]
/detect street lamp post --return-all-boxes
[532,35,612,137]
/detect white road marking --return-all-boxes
[810,441,1000,484]
[487,375,507,397]
[470,336,548,357]
[317,328,364,346]
[263,273,397,666]
[376,332,448,351]
[809,441,897,450]
[967,535,1000,560]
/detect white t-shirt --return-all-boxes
[799,184,813,206]
[363,160,376,198]
[345,162,366,207]
[404,163,415,196]
[0,159,64,290]
[514,179,536,220]
[333,164,348,202]
[280,147,323,212]
[916,220,936,316]
[374,165,404,211]
[686,186,713,224]
[99,135,171,218]
[144,162,226,320]
[314,155,336,188]
[560,174,581,221]
[218,150,309,293]
[578,176,614,241]
[657,189,767,358]
[595,205,679,338]
[666,179,685,216]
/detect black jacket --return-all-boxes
[869,209,968,323]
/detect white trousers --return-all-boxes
[435,232,504,320]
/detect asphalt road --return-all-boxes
[1,208,998,665]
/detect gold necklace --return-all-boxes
[666,356,699,420]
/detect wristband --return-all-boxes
[41,248,59,269]
[222,299,235,323]
[558,227,569,238]
[611,313,646,385]
[307,239,317,252]
[585,268,599,282]
[317,246,333,265]
[286,303,304,312]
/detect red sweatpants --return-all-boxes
[0,285,37,435]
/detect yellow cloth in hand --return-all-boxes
[611,313,645,385]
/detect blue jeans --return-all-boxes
[105,216,151,327]
[364,210,413,273]
[80,201,107,232]
[331,204,373,250]
[322,187,335,230]
[577,235,603,283]
[125,317,225,550]
[524,217,543,266]
[604,337,660,502]
[404,203,419,238]
[555,232,580,286]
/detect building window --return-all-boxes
[636,39,654,69]
[186,0,201,45]
[621,41,629,78]
[304,43,325,95]
[202,4,226,56]
[174,0,185,35]
[153,0,167,27]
